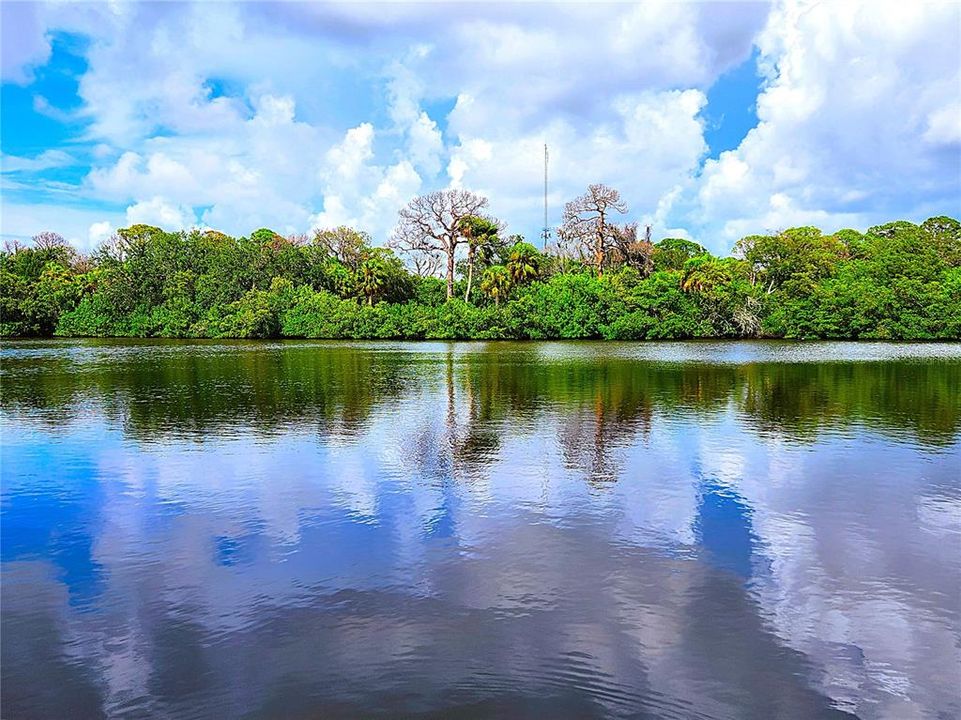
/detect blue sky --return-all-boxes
[2,1,959,253]
[702,49,761,160]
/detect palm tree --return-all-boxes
[480,265,511,306]
[680,255,732,293]
[506,241,540,285]
[357,249,393,306]
[459,215,500,302]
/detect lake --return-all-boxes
[2,339,959,719]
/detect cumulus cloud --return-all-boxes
[308,122,423,240]
[0,2,52,84]
[446,89,708,239]
[84,91,327,235]
[923,102,961,146]
[87,220,114,247]
[692,0,961,247]
[0,201,122,251]
[125,197,197,230]
[1,0,958,252]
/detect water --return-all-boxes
[2,339,959,719]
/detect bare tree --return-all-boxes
[96,233,126,262]
[559,184,628,274]
[608,222,655,276]
[410,252,444,278]
[29,231,82,268]
[390,189,490,299]
[32,231,68,251]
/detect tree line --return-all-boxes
[2,185,959,340]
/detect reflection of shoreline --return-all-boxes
[3,342,960,448]
[2,342,960,718]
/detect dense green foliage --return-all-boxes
[2,217,959,340]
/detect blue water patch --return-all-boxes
[695,477,757,579]
[1,440,106,607]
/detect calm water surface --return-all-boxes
[2,340,960,719]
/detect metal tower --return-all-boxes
[540,143,551,249]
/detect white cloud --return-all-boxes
[84,92,327,235]
[88,220,114,247]
[407,112,444,177]
[692,0,961,248]
[32,94,76,123]
[2,1,767,246]
[0,3,52,84]
[125,197,197,231]
[446,89,708,239]
[309,123,423,241]
[2,0,958,253]
[2,150,76,173]
[0,201,124,251]
[923,103,961,146]
[324,123,375,182]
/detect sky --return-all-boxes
[1,0,959,254]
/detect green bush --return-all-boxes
[55,292,124,337]
[3,216,957,341]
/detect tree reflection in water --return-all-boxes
[2,340,959,719]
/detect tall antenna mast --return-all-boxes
[541,143,551,249]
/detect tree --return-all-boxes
[100,224,164,263]
[390,190,492,300]
[653,238,707,272]
[459,215,501,302]
[357,248,408,306]
[3,213,958,342]
[203,229,231,243]
[250,227,286,250]
[506,242,541,285]
[680,255,735,293]
[734,227,846,294]
[920,215,961,266]
[32,231,69,252]
[607,222,655,276]
[558,184,628,274]
[480,265,511,306]
[3,233,77,282]
[312,226,371,273]
[410,253,443,278]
